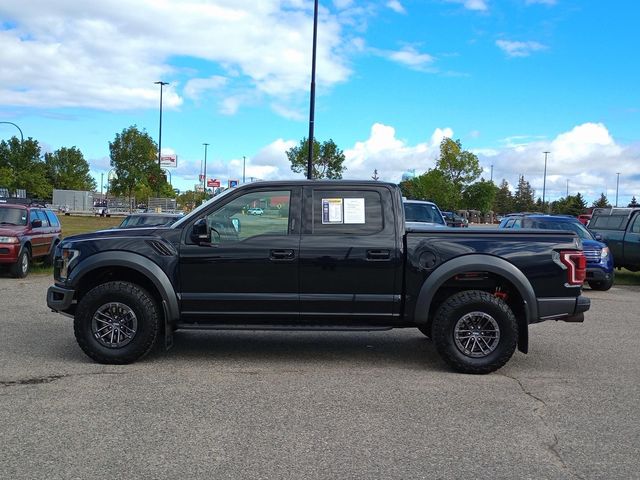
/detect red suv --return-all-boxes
[0,202,62,277]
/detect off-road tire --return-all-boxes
[74,281,160,364]
[432,290,518,374]
[10,248,30,278]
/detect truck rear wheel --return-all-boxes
[432,290,518,374]
[74,281,160,364]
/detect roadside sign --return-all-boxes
[160,154,177,168]
[207,178,220,187]
[229,179,239,188]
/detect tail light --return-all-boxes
[558,250,587,286]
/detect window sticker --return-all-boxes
[322,198,343,224]
[344,198,365,224]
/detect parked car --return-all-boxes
[588,207,640,272]
[577,214,592,226]
[116,213,182,229]
[442,211,468,227]
[0,201,62,277]
[499,213,614,290]
[47,180,589,374]
[403,200,447,229]
[247,207,264,215]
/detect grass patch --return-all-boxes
[59,215,122,238]
[614,269,640,286]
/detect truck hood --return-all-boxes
[63,226,173,243]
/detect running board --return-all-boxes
[175,323,393,332]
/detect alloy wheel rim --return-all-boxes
[91,302,138,348]
[21,253,28,274]
[454,311,500,358]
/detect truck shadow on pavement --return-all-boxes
[147,330,450,372]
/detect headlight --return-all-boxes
[59,249,80,281]
[0,236,19,243]
[601,246,610,260]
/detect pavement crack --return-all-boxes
[0,374,68,387]
[0,370,129,388]
[501,373,585,480]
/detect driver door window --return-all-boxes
[205,190,291,243]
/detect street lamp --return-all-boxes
[542,151,550,206]
[0,121,24,144]
[616,172,620,207]
[154,81,169,196]
[306,0,319,180]
[243,156,246,184]
[202,143,209,195]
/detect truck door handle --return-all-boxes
[270,249,295,260]
[366,249,391,261]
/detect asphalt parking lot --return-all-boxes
[1,274,638,480]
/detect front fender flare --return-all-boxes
[67,251,180,324]
[414,254,537,353]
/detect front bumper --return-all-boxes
[536,295,590,323]
[47,284,75,313]
[586,266,612,282]
[0,243,20,264]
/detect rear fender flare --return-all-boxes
[414,254,537,353]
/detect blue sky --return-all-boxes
[0,0,638,204]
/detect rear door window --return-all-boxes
[35,210,50,227]
[311,190,383,235]
[45,210,60,227]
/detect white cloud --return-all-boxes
[446,0,489,12]
[382,46,435,71]
[386,1,407,14]
[0,1,351,111]
[183,76,228,101]
[475,123,638,203]
[343,123,453,181]
[496,39,547,57]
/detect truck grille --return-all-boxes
[583,248,601,264]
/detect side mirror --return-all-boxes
[191,218,210,244]
[594,233,603,242]
[31,219,43,228]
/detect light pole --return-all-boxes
[616,172,620,207]
[154,81,169,196]
[306,0,319,180]
[542,151,550,206]
[490,164,494,183]
[566,179,569,198]
[0,121,24,144]
[243,156,246,184]
[202,143,209,196]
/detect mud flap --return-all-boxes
[162,300,174,350]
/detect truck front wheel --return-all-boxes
[432,290,518,374]
[74,281,160,364]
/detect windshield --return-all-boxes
[0,207,28,226]
[530,219,594,240]
[404,203,445,225]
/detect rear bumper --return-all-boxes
[47,284,75,313]
[536,295,590,323]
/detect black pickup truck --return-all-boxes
[47,181,590,374]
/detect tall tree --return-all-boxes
[462,179,498,213]
[628,196,639,207]
[287,137,346,179]
[435,138,483,188]
[592,193,611,208]
[44,146,96,191]
[399,169,460,211]
[109,126,171,204]
[492,179,513,214]
[0,136,51,198]
[513,175,536,212]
